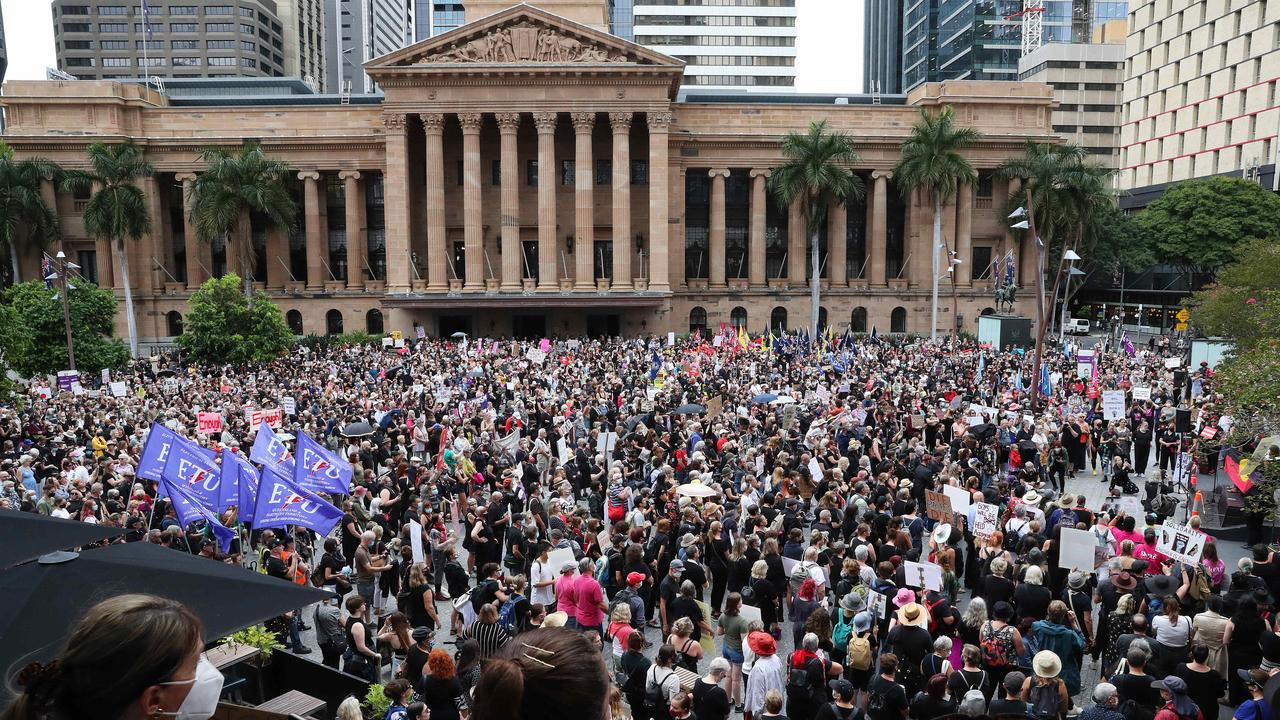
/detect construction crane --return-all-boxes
[1004,0,1045,56]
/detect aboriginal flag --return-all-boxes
[1224,447,1260,493]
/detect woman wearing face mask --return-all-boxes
[2,594,224,720]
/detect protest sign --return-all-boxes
[557,439,570,464]
[1102,390,1126,421]
[596,432,618,456]
[197,412,223,434]
[1156,522,1206,565]
[706,395,724,419]
[1059,528,1098,571]
[1132,386,1151,401]
[667,332,676,346]
[281,396,296,416]
[56,370,78,392]
[547,548,577,576]
[972,502,999,539]
[408,519,425,564]
[903,561,943,591]
[807,457,825,484]
[866,590,887,619]
[924,490,953,522]
[244,407,283,430]
[942,484,970,514]
[1117,495,1145,519]
[109,381,127,398]
[101,368,111,384]
[739,603,761,625]
[780,556,799,578]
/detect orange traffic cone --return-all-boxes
[1191,490,1203,518]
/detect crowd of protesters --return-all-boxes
[2,326,1277,720]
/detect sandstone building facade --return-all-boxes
[4,5,1051,342]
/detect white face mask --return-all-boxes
[156,656,224,720]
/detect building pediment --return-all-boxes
[366,4,683,69]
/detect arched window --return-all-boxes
[286,309,303,335]
[325,309,344,336]
[980,307,995,316]
[689,306,708,334]
[729,306,747,330]
[166,311,183,337]
[366,308,384,335]
[890,306,907,334]
[817,307,828,331]
[850,306,867,333]
[770,306,787,333]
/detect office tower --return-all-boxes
[863,0,902,94]
[464,0,608,30]
[1018,42,1124,170]
[278,0,328,90]
[52,0,295,81]
[1119,0,1280,203]
[632,0,797,90]
[0,4,7,85]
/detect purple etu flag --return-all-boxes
[219,450,258,514]
[250,421,295,477]
[294,432,352,495]
[161,437,220,510]
[137,422,183,482]
[252,467,343,535]
[1122,331,1135,357]
[160,477,236,552]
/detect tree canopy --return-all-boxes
[177,274,294,364]
[2,280,128,376]
[1134,176,1280,271]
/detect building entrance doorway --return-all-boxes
[586,314,620,337]
[437,314,473,339]
[511,315,547,339]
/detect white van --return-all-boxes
[1064,318,1091,335]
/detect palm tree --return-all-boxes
[188,142,296,295]
[997,142,1103,405]
[893,107,981,341]
[62,140,154,358]
[0,142,62,285]
[768,121,864,338]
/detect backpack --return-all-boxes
[832,611,854,655]
[595,552,614,587]
[790,560,815,595]
[786,657,821,700]
[1003,521,1025,551]
[644,667,676,710]
[980,621,1013,668]
[609,588,638,628]
[497,592,525,631]
[1028,679,1062,720]
[1187,564,1211,600]
[847,632,873,671]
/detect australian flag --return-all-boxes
[1004,250,1016,285]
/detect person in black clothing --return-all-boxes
[693,658,732,720]
[403,627,434,683]
[908,673,957,720]
[619,632,653,720]
[1014,565,1053,621]
[816,679,864,720]
[343,595,380,682]
[1110,647,1163,717]
[867,654,908,720]
[987,671,1029,716]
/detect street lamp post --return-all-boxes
[48,251,77,371]
[1058,249,1081,343]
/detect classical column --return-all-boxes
[647,111,672,292]
[571,111,595,290]
[265,226,287,289]
[382,113,412,293]
[421,113,448,290]
[298,171,324,289]
[177,173,208,291]
[748,169,769,287]
[708,168,729,288]
[956,182,973,287]
[459,112,484,291]
[137,174,161,294]
[828,201,847,286]
[610,112,633,289]
[669,166,685,288]
[533,112,558,290]
[787,197,805,285]
[869,170,889,286]
[496,112,522,291]
[340,170,364,290]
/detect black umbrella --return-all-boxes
[0,542,330,677]
[673,404,705,415]
[0,509,122,569]
[339,421,376,438]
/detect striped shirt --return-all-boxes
[465,619,511,659]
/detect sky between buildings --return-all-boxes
[1,0,864,94]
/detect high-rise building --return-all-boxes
[631,0,797,90]
[894,0,1127,91]
[464,0,608,30]
[1118,0,1280,206]
[50,1,333,85]
[1018,42,1124,171]
[325,0,413,94]
[0,4,8,86]
[863,0,902,94]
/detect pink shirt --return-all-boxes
[1111,527,1144,549]
[555,573,578,613]
[573,573,605,628]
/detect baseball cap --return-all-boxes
[829,679,855,699]
[627,571,645,586]
[669,559,685,572]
